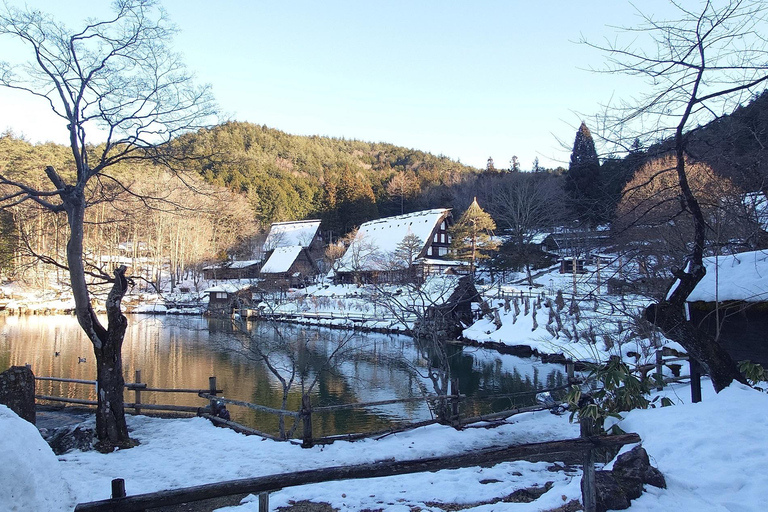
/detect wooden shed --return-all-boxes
[685,250,768,366]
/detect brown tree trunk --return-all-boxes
[94,265,133,450]
[643,136,748,392]
[57,174,133,450]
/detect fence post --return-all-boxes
[301,393,313,449]
[134,370,142,415]
[450,377,460,425]
[259,491,269,512]
[580,416,597,512]
[209,376,218,412]
[655,351,664,392]
[111,478,126,499]
[566,361,575,383]
[689,358,702,403]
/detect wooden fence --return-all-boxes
[33,347,696,446]
[73,421,641,512]
[35,370,222,415]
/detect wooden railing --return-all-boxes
[34,371,221,415]
[74,424,642,512]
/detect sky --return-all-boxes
[0,1,681,170]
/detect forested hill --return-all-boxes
[175,121,480,235]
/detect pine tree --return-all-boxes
[449,198,499,277]
[564,122,604,225]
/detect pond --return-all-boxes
[0,314,567,438]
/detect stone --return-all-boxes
[44,425,96,455]
[613,445,667,489]
[0,365,36,424]
[593,471,630,511]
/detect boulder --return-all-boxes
[613,445,667,489]
[44,425,96,455]
[0,366,36,425]
[592,471,630,511]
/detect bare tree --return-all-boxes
[587,0,768,390]
[489,172,565,284]
[230,317,356,440]
[0,0,216,448]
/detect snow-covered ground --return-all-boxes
[2,381,767,511]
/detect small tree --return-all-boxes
[0,0,215,448]
[449,197,499,278]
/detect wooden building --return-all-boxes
[259,245,319,291]
[685,250,768,366]
[334,209,454,284]
[203,282,259,316]
[202,260,261,281]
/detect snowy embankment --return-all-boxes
[3,382,767,511]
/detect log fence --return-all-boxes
[32,348,696,448]
[73,419,640,512]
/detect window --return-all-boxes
[215,292,227,299]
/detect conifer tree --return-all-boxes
[564,122,604,225]
[449,198,499,277]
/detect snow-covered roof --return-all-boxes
[687,250,768,302]
[263,220,321,251]
[337,209,450,272]
[203,282,255,294]
[529,232,552,245]
[261,246,304,274]
[227,260,261,269]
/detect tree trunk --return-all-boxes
[58,175,133,450]
[642,137,747,392]
[94,265,133,450]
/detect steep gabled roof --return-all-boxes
[263,220,321,251]
[337,208,450,272]
[261,246,304,274]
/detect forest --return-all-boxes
[1,89,768,291]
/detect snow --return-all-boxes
[263,220,321,251]
[5,383,767,511]
[0,405,72,512]
[261,246,304,274]
[227,260,262,270]
[337,209,449,272]
[687,250,768,302]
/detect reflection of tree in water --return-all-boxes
[208,318,566,435]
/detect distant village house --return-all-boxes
[334,208,458,284]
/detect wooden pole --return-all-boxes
[450,377,460,425]
[566,361,575,384]
[209,376,218,412]
[134,370,142,415]
[301,394,313,449]
[689,359,702,403]
[655,351,664,392]
[259,492,269,512]
[111,479,126,499]
[580,417,597,512]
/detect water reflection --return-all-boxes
[0,315,565,437]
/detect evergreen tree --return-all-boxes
[449,198,499,277]
[564,122,604,225]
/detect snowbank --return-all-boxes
[0,405,73,511]
[616,383,768,511]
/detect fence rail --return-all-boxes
[74,427,642,512]
[32,347,698,449]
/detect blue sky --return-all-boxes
[0,1,678,169]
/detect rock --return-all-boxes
[593,471,630,511]
[44,425,96,455]
[613,445,667,489]
[0,365,36,424]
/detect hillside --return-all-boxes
[175,122,481,235]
